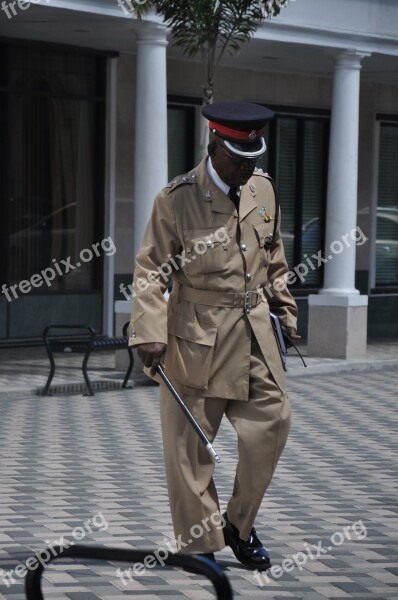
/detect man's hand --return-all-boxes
[136,342,167,376]
[285,327,301,342]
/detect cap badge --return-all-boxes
[259,207,273,223]
[249,130,257,140]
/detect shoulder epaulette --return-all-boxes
[253,168,273,182]
[165,171,198,193]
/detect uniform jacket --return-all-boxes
[129,157,297,400]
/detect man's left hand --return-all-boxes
[285,327,301,342]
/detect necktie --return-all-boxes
[228,187,240,210]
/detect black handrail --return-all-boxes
[25,545,233,600]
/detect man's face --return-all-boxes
[209,140,258,188]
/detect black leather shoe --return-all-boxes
[223,512,271,571]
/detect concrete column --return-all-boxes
[133,22,168,256]
[308,50,369,359]
[322,50,369,296]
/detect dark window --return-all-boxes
[167,101,196,181]
[0,42,106,294]
[259,111,329,290]
[376,122,398,287]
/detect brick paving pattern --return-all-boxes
[0,360,397,599]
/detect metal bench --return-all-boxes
[25,544,233,599]
[42,322,134,396]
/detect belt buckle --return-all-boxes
[244,291,253,315]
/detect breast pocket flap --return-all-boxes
[253,222,274,248]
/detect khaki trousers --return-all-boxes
[159,336,291,554]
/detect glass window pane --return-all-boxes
[167,106,195,181]
[376,124,398,286]
[274,118,297,270]
[0,45,104,294]
[301,120,326,286]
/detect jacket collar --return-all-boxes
[194,157,257,221]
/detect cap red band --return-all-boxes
[209,121,264,141]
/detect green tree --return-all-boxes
[130,0,295,156]
[134,0,294,105]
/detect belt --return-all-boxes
[178,285,263,314]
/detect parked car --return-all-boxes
[374,207,398,285]
[282,207,398,287]
[8,202,76,283]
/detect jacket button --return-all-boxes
[241,244,247,251]
[246,273,252,281]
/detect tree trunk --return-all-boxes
[197,52,215,161]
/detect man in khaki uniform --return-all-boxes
[129,102,299,571]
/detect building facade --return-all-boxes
[0,0,397,351]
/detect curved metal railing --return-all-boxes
[25,545,233,600]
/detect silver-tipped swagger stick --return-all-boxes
[157,366,221,464]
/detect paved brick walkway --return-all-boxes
[1,366,397,599]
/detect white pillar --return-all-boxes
[321,50,369,296]
[134,22,168,256]
[308,50,369,359]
